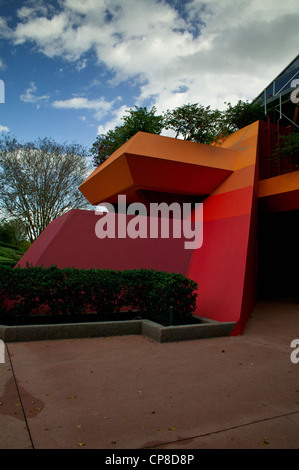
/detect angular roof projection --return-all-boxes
[79,132,238,206]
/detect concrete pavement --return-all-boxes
[1,300,299,450]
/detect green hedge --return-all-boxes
[0,265,198,326]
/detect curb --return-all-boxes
[0,318,236,343]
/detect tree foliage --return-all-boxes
[273,132,299,165]
[91,106,164,166]
[0,136,90,243]
[0,218,28,245]
[220,99,266,134]
[163,103,223,143]
[91,100,266,167]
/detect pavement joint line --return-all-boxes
[6,343,34,449]
[143,410,299,449]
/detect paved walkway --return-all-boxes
[1,300,299,450]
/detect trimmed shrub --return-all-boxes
[0,265,198,326]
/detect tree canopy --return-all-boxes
[90,100,266,167]
[273,132,299,165]
[0,136,90,243]
[220,100,266,134]
[163,103,223,143]
[91,106,164,166]
[0,217,28,246]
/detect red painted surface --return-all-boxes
[203,184,254,220]
[17,209,193,274]
[186,122,260,333]
[17,120,298,335]
[187,214,252,322]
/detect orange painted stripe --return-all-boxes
[212,164,256,196]
[82,132,237,186]
[107,132,237,170]
[259,170,299,198]
[218,121,259,170]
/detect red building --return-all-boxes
[18,56,299,334]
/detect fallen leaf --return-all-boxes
[168,426,176,431]
[259,439,270,445]
[78,442,85,447]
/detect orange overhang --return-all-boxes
[79,131,238,206]
[258,170,299,212]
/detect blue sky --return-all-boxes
[0,0,298,154]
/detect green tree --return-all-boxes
[273,132,299,165]
[163,103,223,144]
[0,135,90,243]
[91,106,164,166]
[91,100,267,167]
[220,99,265,134]
[0,218,27,246]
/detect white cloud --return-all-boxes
[20,82,50,107]
[0,125,9,133]
[96,104,128,135]
[75,58,88,71]
[8,0,299,126]
[52,96,117,120]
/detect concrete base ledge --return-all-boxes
[0,318,236,343]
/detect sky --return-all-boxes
[0,0,298,154]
